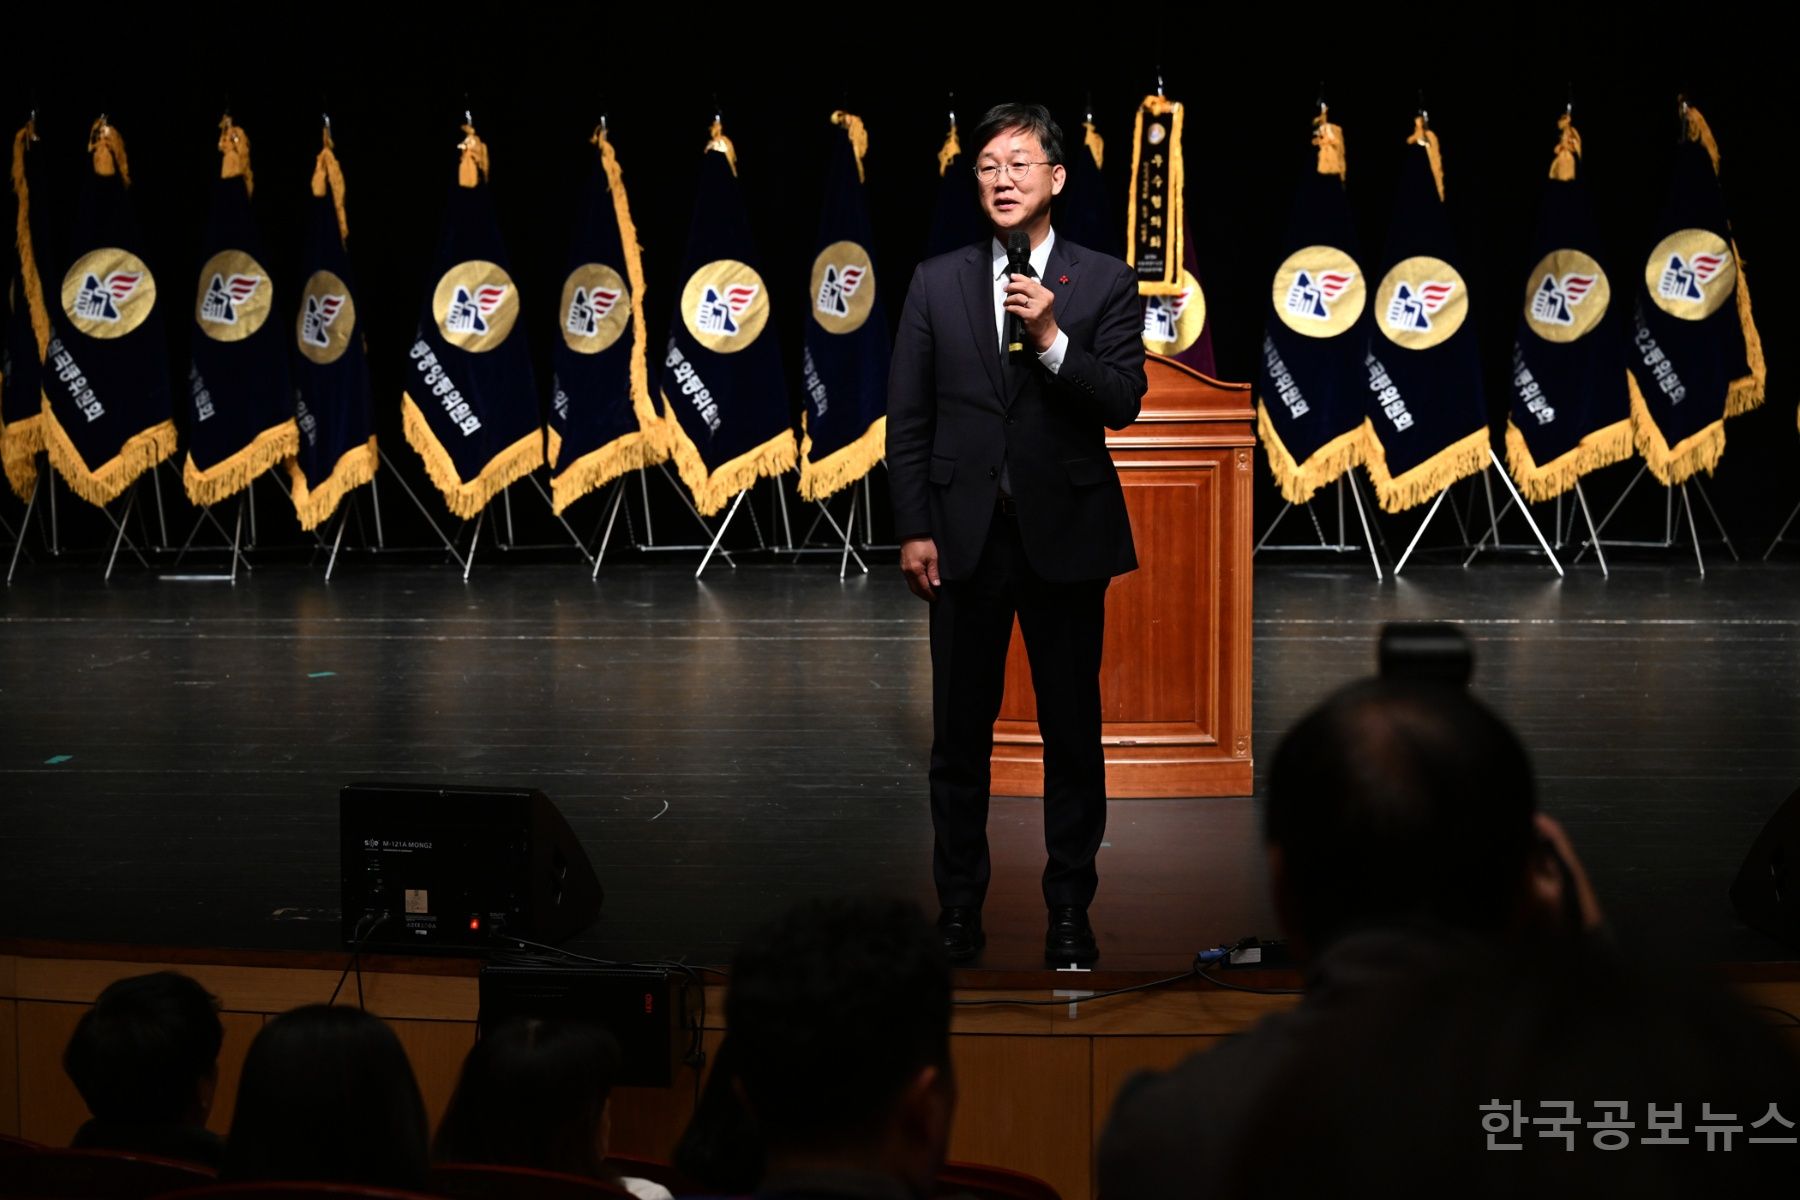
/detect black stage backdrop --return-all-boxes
[5,16,1790,549]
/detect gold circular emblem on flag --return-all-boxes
[681,259,770,354]
[1375,255,1469,350]
[1271,246,1364,339]
[61,248,156,339]
[1142,268,1207,355]
[1643,228,1735,321]
[295,270,357,365]
[809,241,876,335]
[194,249,273,342]
[433,259,521,352]
[1522,250,1609,345]
[559,264,631,355]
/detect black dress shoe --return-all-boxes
[1045,906,1098,965]
[937,906,985,962]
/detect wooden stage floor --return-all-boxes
[3,557,1797,975]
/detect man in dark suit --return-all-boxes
[887,102,1146,966]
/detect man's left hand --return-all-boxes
[1005,274,1059,354]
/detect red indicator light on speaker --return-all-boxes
[469,918,481,931]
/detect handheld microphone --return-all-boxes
[1005,230,1030,354]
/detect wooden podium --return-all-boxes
[990,354,1255,798]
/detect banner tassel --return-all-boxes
[1258,404,1371,506]
[288,437,378,532]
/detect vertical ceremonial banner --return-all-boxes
[796,111,889,502]
[40,118,176,507]
[1627,104,1764,485]
[1257,110,1371,504]
[1360,119,1489,513]
[546,126,662,516]
[1058,115,1122,259]
[3,121,49,500]
[1504,114,1630,502]
[287,123,377,531]
[1128,93,1217,375]
[1126,94,1183,292]
[926,112,985,258]
[660,121,794,516]
[184,117,296,507]
[402,123,542,519]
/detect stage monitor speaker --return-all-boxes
[1730,784,1800,954]
[478,963,675,1087]
[340,782,602,953]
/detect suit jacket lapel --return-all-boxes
[958,243,1006,406]
[1007,236,1084,404]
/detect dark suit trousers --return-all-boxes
[929,507,1109,911]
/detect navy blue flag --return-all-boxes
[1504,115,1630,502]
[1627,104,1764,485]
[796,111,889,502]
[287,127,376,531]
[1058,117,1122,260]
[547,127,664,515]
[39,118,176,507]
[926,115,985,259]
[402,124,542,519]
[1360,120,1489,513]
[183,117,296,507]
[660,122,794,516]
[3,122,49,501]
[1257,111,1371,504]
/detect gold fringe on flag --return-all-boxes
[798,413,885,502]
[402,392,543,519]
[1364,426,1491,514]
[831,111,868,182]
[219,114,253,195]
[1257,404,1372,505]
[1505,417,1633,503]
[548,125,668,514]
[41,411,177,508]
[184,419,299,506]
[40,118,177,507]
[1626,103,1765,484]
[288,437,378,531]
[1629,373,1722,485]
[663,397,797,517]
[935,120,960,177]
[1084,120,1104,170]
[312,124,349,243]
[4,120,48,499]
[1128,95,1185,295]
[183,116,297,506]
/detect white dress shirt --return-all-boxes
[991,228,1070,372]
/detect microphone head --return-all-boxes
[1007,230,1030,267]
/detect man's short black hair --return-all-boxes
[1265,679,1538,949]
[727,896,951,1153]
[971,103,1065,167]
[64,971,223,1125]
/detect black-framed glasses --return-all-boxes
[973,161,1050,186]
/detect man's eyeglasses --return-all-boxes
[974,161,1051,186]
